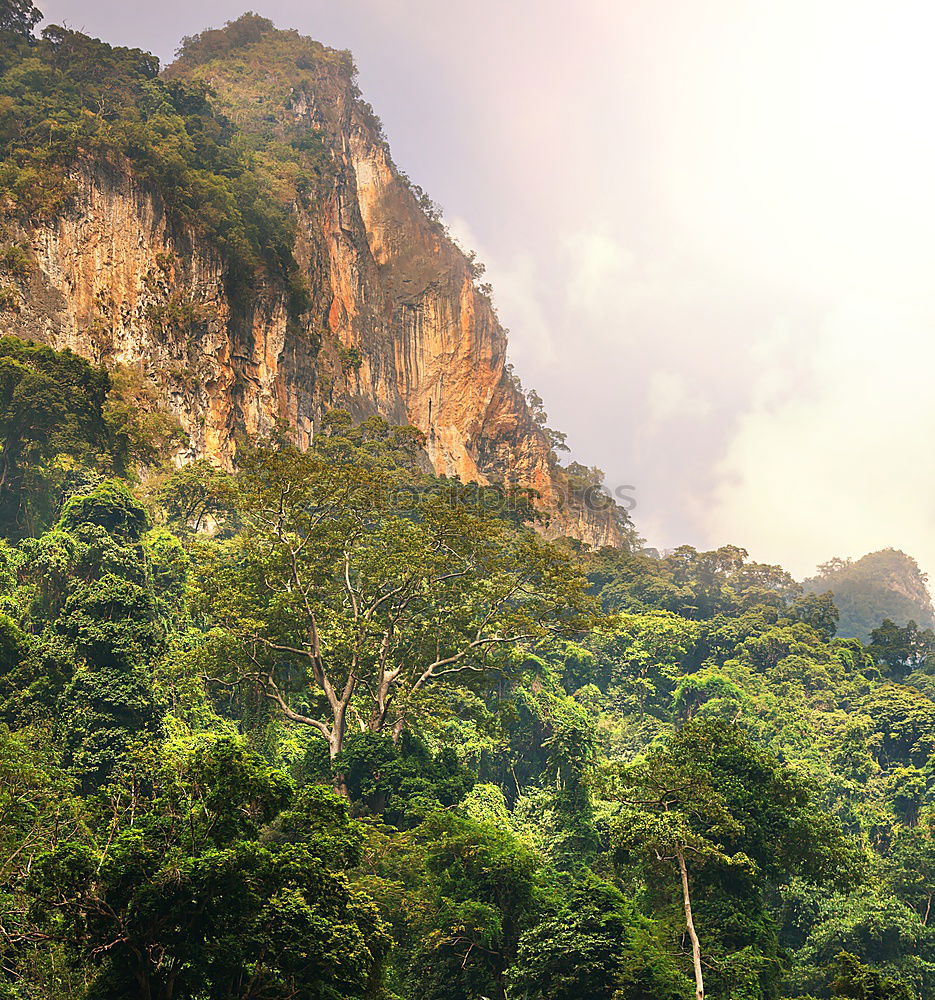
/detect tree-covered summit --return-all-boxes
[804,548,935,641]
[0,2,306,307]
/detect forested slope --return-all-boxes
[0,337,934,1000]
[0,5,626,547]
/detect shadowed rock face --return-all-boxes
[0,26,626,548]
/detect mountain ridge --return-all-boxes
[0,12,630,547]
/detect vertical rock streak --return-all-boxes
[0,49,623,547]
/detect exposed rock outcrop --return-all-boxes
[0,25,625,548]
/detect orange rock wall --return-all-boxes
[0,53,624,548]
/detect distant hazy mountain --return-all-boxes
[803,548,935,640]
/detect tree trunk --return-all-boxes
[329,713,350,799]
[332,771,350,799]
[134,969,152,1000]
[677,848,704,1000]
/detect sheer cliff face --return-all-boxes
[0,31,623,548]
[1,162,310,461]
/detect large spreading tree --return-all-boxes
[198,417,597,765]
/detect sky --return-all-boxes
[38,0,935,580]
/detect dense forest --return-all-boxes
[2,4,935,1000]
[1,336,934,1000]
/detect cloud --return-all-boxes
[646,370,711,425]
[447,216,557,366]
[37,0,935,586]
[704,296,935,578]
[564,232,636,312]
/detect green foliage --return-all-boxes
[868,617,935,680]
[0,342,929,996]
[335,730,475,828]
[27,738,390,999]
[0,337,112,537]
[406,812,540,1000]
[827,951,914,1000]
[0,19,306,308]
[790,893,935,997]
[103,367,187,469]
[153,458,237,534]
[861,682,935,766]
[0,4,932,995]
[591,542,806,621]
[0,724,83,990]
[804,550,935,641]
[171,13,277,73]
[0,339,185,539]
[507,874,690,1000]
[339,344,363,372]
[0,0,41,38]
[197,418,597,762]
[57,659,162,786]
[58,478,149,542]
[164,12,350,260]
[888,814,935,922]
[603,719,853,1000]
[589,611,698,716]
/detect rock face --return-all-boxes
[0,27,624,548]
[1,161,304,462]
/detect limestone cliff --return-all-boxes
[0,20,626,548]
